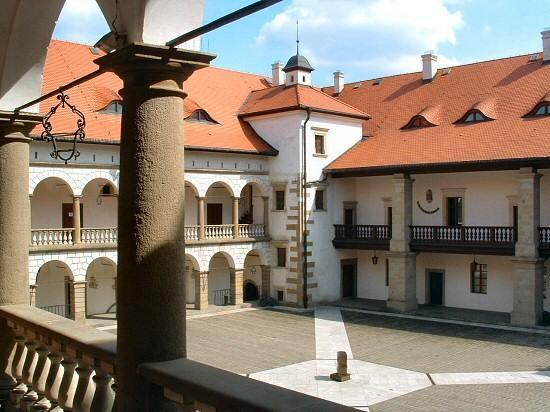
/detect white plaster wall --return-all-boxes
[354,176,394,225]
[86,258,116,315]
[185,186,199,226]
[30,141,120,167]
[35,261,72,308]
[205,186,233,224]
[184,152,269,174]
[208,254,231,304]
[31,178,73,228]
[540,169,550,226]
[357,251,389,301]
[81,182,117,228]
[416,253,514,313]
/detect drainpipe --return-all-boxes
[302,108,311,308]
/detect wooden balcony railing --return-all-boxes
[410,225,516,255]
[333,224,391,250]
[31,224,267,248]
[0,304,350,411]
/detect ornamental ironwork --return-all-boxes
[41,92,85,164]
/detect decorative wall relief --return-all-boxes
[417,201,440,214]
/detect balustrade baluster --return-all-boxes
[90,368,114,412]
[56,357,78,411]
[5,332,26,411]
[20,341,39,411]
[72,362,95,412]
[29,345,51,411]
[43,352,63,410]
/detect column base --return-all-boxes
[511,257,544,327]
[387,252,417,313]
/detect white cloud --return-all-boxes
[61,0,99,17]
[256,0,464,80]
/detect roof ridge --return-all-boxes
[302,84,370,117]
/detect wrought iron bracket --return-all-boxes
[41,92,85,164]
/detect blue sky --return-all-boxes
[54,0,550,85]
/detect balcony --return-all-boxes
[0,304,349,411]
[30,224,267,250]
[539,227,550,256]
[410,225,516,255]
[333,224,391,250]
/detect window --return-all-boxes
[458,110,490,123]
[277,290,284,301]
[526,103,550,117]
[276,248,287,267]
[186,109,216,124]
[100,100,123,114]
[385,259,389,287]
[275,190,285,211]
[471,262,487,294]
[314,134,326,155]
[446,197,463,226]
[402,115,434,129]
[315,189,325,210]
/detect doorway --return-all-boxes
[341,260,357,298]
[62,203,83,228]
[244,281,259,301]
[206,203,223,225]
[427,271,444,305]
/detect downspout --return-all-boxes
[302,108,311,308]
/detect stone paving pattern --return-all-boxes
[186,309,316,374]
[343,310,550,372]
[370,383,550,412]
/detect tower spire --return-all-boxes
[296,20,300,56]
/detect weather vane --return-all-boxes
[41,92,85,164]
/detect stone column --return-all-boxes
[194,271,208,310]
[233,196,240,238]
[512,167,544,326]
[72,195,82,244]
[95,44,214,410]
[262,196,270,236]
[0,112,42,398]
[261,265,271,298]
[388,173,417,312]
[230,269,244,306]
[70,281,87,322]
[198,197,205,240]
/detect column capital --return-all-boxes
[72,195,83,200]
[0,111,42,143]
[232,196,241,201]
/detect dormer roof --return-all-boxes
[283,54,314,73]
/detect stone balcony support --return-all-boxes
[512,167,544,327]
[388,173,417,312]
[230,269,244,306]
[194,271,209,310]
[95,43,215,410]
[0,112,41,398]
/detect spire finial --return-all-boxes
[296,20,300,56]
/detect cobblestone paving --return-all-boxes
[370,383,550,412]
[342,311,550,373]
[186,309,315,374]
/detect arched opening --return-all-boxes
[185,254,199,305]
[239,182,265,225]
[81,178,118,230]
[185,182,200,240]
[86,257,117,316]
[244,250,265,302]
[205,182,234,226]
[244,281,259,302]
[35,260,73,318]
[208,252,233,306]
[31,177,74,229]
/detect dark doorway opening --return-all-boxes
[244,281,259,301]
[341,262,357,298]
[62,203,83,228]
[207,203,223,225]
[428,271,444,305]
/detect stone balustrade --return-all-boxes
[31,229,74,246]
[204,224,234,240]
[184,225,200,241]
[81,228,118,244]
[0,304,116,412]
[137,358,355,411]
[238,223,266,238]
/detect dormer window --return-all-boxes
[186,109,217,124]
[457,110,490,124]
[525,102,550,117]
[402,115,435,129]
[100,100,123,114]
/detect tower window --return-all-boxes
[314,134,326,155]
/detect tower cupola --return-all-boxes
[282,21,314,86]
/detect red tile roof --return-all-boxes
[239,84,369,120]
[34,40,277,155]
[323,53,550,173]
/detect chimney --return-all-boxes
[542,28,550,62]
[272,61,284,86]
[334,71,345,94]
[421,52,438,82]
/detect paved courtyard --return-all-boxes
[96,307,550,410]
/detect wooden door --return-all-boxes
[62,203,83,228]
[428,272,444,305]
[206,203,223,225]
[342,263,357,298]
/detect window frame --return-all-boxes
[525,102,550,118]
[276,247,287,268]
[471,262,488,294]
[311,127,329,157]
[314,189,325,211]
[272,184,287,212]
[456,109,491,124]
[402,115,435,129]
[100,100,123,115]
[186,109,217,124]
